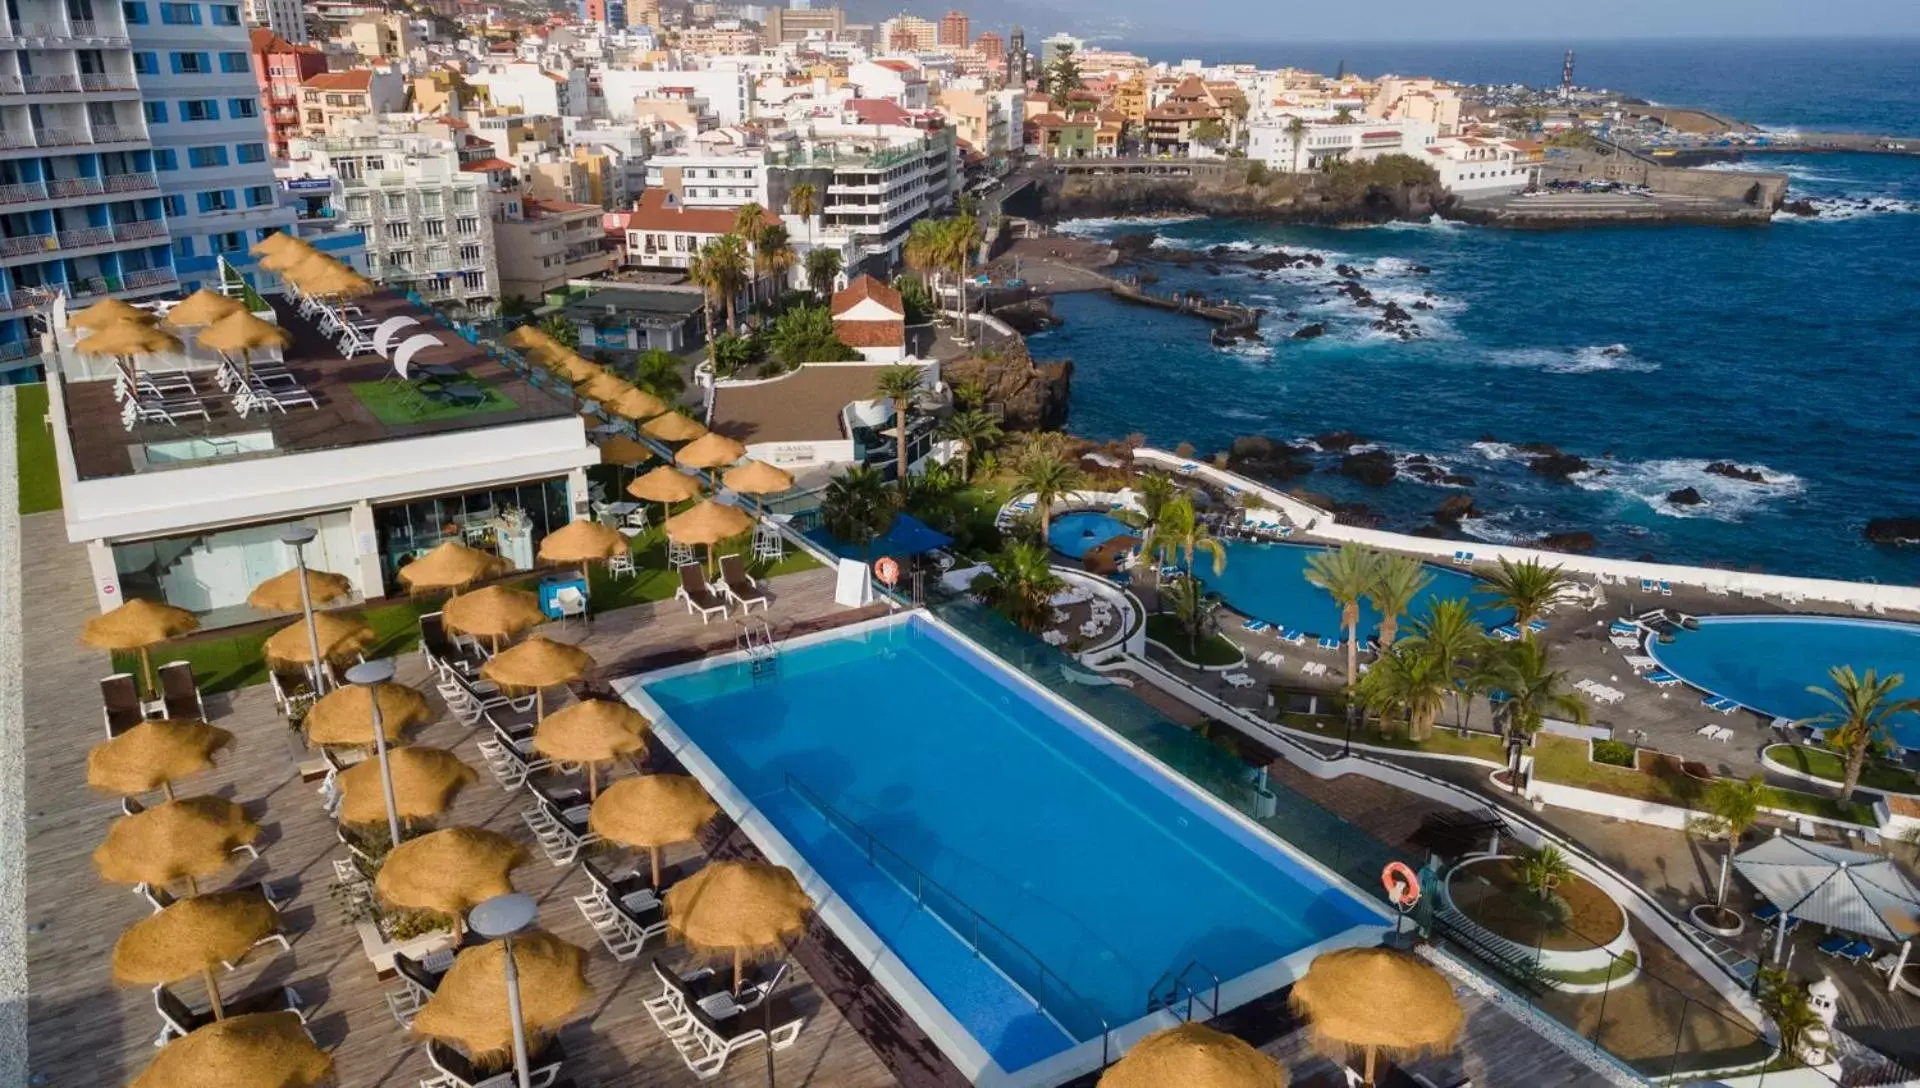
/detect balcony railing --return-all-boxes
[0,232,57,256]
[56,224,113,248]
[32,127,86,147]
[0,338,31,362]
[79,72,138,93]
[22,73,79,94]
[9,285,56,308]
[111,218,166,241]
[47,175,101,198]
[91,123,145,144]
[122,267,177,289]
[0,180,46,203]
[0,130,34,149]
[0,76,22,95]
[14,21,61,39]
[104,171,158,194]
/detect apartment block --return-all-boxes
[494,196,610,302]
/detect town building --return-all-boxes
[465,63,588,119]
[242,0,307,44]
[879,14,936,51]
[937,9,969,46]
[621,187,777,271]
[598,67,753,126]
[848,59,930,110]
[298,69,406,139]
[762,5,843,45]
[643,146,771,209]
[249,29,327,162]
[494,196,614,302]
[973,30,1003,67]
[555,281,705,357]
[1424,136,1532,194]
[830,273,905,362]
[1245,116,1438,172]
[339,12,417,61]
[1025,113,1096,158]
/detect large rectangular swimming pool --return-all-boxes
[625,614,1385,1084]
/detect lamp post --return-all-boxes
[344,659,404,850]
[279,525,327,696]
[469,893,539,1088]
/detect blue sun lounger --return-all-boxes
[1242,618,1271,633]
[1317,636,1341,650]
[1492,625,1522,641]
[1280,629,1307,645]
[1526,619,1549,634]
[1753,903,1781,924]
[1644,671,1681,687]
[1609,620,1640,635]
[1641,579,1656,593]
[1704,696,1740,714]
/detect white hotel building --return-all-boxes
[0,0,291,382]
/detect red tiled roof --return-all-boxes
[305,69,373,92]
[835,319,905,348]
[830,274,903,318]
[460,157,515,171]
[628,188,778,234]
[872,59,913,73]
[526,196,600,215]
[250,27,316,54]
[847,99,912,127]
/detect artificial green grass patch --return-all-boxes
[585,525,820,614]
[14,383,60,513]
[1146,614,1243,666]
[113,596,441,695]
[349,378,517,426]
[1764,743,1916,794]
[1533,735,1878,826]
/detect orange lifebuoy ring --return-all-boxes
[1382,861,1421,908]
[874,557,900,586]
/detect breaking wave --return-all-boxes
[1570,458,1804,521]
[1484,344,1660,374]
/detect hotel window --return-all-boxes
[187,145,227,168]
[209,2,237,23]
[196,189,234,212]
[244,185,271,206]
[132,51,157,74]
[161,194,183,216]
[180,100,217,122]
[458,243,480,262]
[236,142,264,164]
[170,52,210,74]
[121,0,147,21]
[158,2,198,23]
[460,270,485,290]
[153,148,177,171]
[423,218,444,238]
[384,221,410,240]
[219,51,247,73]
[454,215,478,235]
[143,102,166,124]
[172,236,193,258]
[210,230,242,252]
[228,99,257,120]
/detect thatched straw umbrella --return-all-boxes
[376,827,525,929]
[1289,947,1464,1087]
[162,288,245,329]
[675,432,746,471]
[75,318,182,390]
[284,254,372,300]
[131,1010,332,1088]
[537,518,627,582]
[533,698,646,800]
[543,350,599,384]
[589,774,716,887]
[249,231,307,258]
[82,598,199,696]
[112,888,279,1020]
[195,311,293,382]
[600,435,654,467]
[262,610,374,672]
[69,296,154,331]
[411,931,591,1057]
[664,860,811,993]
[627,465,703,527]
[479,637,593,721]
[666,499,754,577]
[398,540,506,592]
[1101,1022,1287,1088]
[87,720,234,801]
[305,680,430,747]
[247,568,353,614]
[443,585,545,653]
[338,745,476,826]
[722,459,795,498]
[643,411,707,443]
[254,234,318,269]
[607,387,668,422]
[578,371,635,407]
[503,325,554,354]
[93,796,259,896]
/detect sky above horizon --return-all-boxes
[1053,0,1920,41]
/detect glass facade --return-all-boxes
[371,478,571,586]
[111,511,358,624]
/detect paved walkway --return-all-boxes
[2,385,27,1088]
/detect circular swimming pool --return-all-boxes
[1048,510,1136,560]
[1646,615,1920,748]
[1194,540,1495,641]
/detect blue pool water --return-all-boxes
[1048,510,1135,560]
[1194,540,1496,640]
[642,616,1382,1072]
[1647,615,1920,749]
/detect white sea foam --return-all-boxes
[1215,339,1275,361]
[1484,344,1659,374]
[1457,511,1534,545]
[1696,160,1844,184]
[1570,458,1804,521]
[1774,196,1920,222]
[1052,214,1205,237]
[1469,441,1523,463]
[1352,215,1466,232]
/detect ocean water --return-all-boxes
[1033,40,1920,583]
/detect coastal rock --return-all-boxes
[1110,231,1158,256]
[1335,264,1363,279]
[1291,323,1328,340]
[1779,199,1820,217]
[1339,449,1398,487]
[1380,301,1413,323]
[1202,263,1223,275]
[1705,461,1768,484]
[1515,442,1562,456]
[1412,300,1434,311]
[1433,494,1479,523]
[1312,431,1365,450]
[1227,436,1314,481]
[1441,473,1477,487]
[940,339,1072,432]
[1290,489,1338,511]
[994,298,1057,335]
[1864,517,1920,545]
[1528,452,1592,479]
[1666,487,1706,507]
[1243,250,1323,271]
[1538,531,1598,553]
[1409,264,1432,275]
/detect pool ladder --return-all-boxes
[1147,959,1221,1023]
[738,617,778,678]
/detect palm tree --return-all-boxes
[1404,597,1484,730]
[685,246,719,367]
[1135,473,1177,525]
[731,202,767,308]
[1689,776,1771,911]
[903,218,946,312]
[758,223,795,301]
[699,234,750,334]
[632,348,684,401]
[1013,450,1084,523]
[937,409,1001,482]
[873,364,923,497]
[1368,554,1433,648]
[786,182,817,249]
[1161,574,1212,658]
[1304,544,1380,703]
[944,215,983,344]
[1160,495,1225,580]
[1477,556,1572,635]
[536,313,578,350]
[804,248,843,300]
[970,542,1064,633]
[819,464,895,558]
[1287,115,1307,168]
[1515,844,1573,920]
[1492,639,1589,783]
[1360,642,1450,740]
[1805,666,1917,802]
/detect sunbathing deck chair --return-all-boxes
[384,949,449,1027]
[675,563,729,623]
[668,983,806,1080]
[101,673,144,735]
[153,982,307,1044]
[523,789,599,866]
[424,1038,565,1088]
[645,959,732,1035]
[157,661,204,721]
